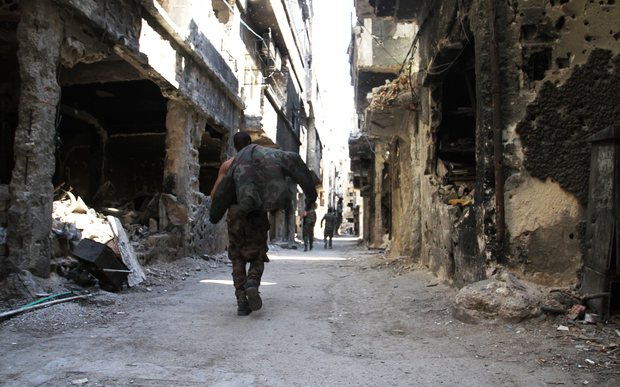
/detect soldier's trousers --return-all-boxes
[303,225,315,247]
[226,209,270,299]
[324,229,334,247]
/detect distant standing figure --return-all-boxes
[321,207,337,249]
[335,197,343,236]
[300,203,317,251]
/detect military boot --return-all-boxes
[237,298,252,316]
[304,243,308,252]
[245,279,262,311]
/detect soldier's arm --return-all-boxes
[321,216,325,228]
[210,157,234,198]
[281,152,318,205]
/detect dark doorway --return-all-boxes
[56,72,168,209]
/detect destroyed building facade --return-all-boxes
[349,0,620,292]
[0,0,322,278]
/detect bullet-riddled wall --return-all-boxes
[351,0,620,288]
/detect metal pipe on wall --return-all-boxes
[488,0,505,243]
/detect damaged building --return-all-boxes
[0,0,323,282]
[349,0,620,314]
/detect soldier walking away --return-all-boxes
[321,208,337,249]
[210,132,267,316]
[210,131,318,316]
[300,203,317,251]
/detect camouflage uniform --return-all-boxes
[210,144,318,223]
[321,212,337,248]
[210,144,317,304]
[226,206,270,299]
[302,209,316,249]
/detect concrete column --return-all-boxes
[362,197,370,242]
[6,0,63,277]
[164,99,205,205]
[372,142,385,247]
[164,99,206,257]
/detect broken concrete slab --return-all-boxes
[452,271,544,324]
[107,216,146,287]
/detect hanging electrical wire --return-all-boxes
[358,23,401,65]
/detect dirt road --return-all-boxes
[1,237,618,386]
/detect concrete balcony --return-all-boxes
[351,18,417,113]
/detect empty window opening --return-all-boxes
[524,48,552,82]
[436,43,477,187]
[55,76,168,217]
[369,0,420,19]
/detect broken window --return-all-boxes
[436,42,476,193]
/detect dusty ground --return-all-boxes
[1,237,619,386]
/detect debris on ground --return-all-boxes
[452,270,545,323]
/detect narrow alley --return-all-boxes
[1,237,618,386]
[2,0,620,385]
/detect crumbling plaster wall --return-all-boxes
[409,0,487,285]
[164,100,227,257]
[499,0,620,286]
[406,0,620,287]
[357,18,417,73]
[3,0,241,277]
[6,0,64,277]
[387,120,419,259]
[138,17,241,132]
[4,0,143,277]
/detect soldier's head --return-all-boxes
[233,131,252,152]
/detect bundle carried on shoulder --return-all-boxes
[210,144,317,223]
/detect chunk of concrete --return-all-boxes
[453,271,544,324]
[107,216,146,287]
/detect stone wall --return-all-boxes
[363,0,620,287]
[0,185,8,260]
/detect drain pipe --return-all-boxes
[488,0,505,243]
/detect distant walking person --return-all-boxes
[335,197,343,236]
[321,207,337,249]
[300,203,317,251]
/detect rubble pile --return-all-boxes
[428,174,475,225]
[368,74,415,111]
